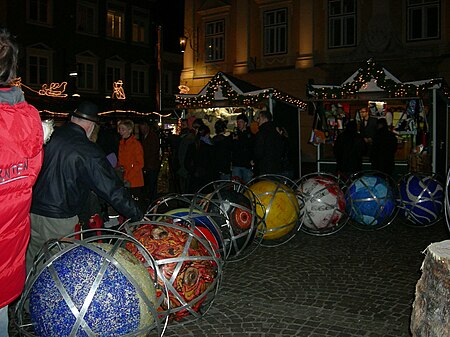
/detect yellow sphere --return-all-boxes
[248,180,299,240]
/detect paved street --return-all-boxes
[10,217,448,337]
[162,218,449,337]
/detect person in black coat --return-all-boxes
[370,118,398,177]
[185,124,216,192]
[231,113,254,183]
[253,110,284,176]
[333,120,367,180]
[212,119,233,180]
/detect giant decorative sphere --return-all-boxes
[398,172,444,226]
[297,174,347,234]
[29,242,156,337]
[197,181,261,261]
[248,179,300,240]
[345,173,396,229]
[125,219,221,322]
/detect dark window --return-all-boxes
[407,0,440,41]
[328,0,356,48]
[263,8,288,55]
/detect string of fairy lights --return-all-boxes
[176,72,307,109]
[16,77,172,118]
[308,59,449,100]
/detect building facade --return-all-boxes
[180,0,450,164]
[0,0,183,117]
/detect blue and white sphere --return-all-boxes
[346,173,396,228]
[398,173,444,226]
[29,243,156,337]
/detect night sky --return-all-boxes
[155,0,185,53]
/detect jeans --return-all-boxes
[0,305,8,337]
[232,166,253,184]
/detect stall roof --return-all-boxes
[176,72,306,109]
[308,58,449,100]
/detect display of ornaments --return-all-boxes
[398,172,444,226]
[195,180,263,261]
[124,216,222,323]
[16,232,161,337]
[247,175,300,245]
[345,172,397,230]
[296,173,347,235]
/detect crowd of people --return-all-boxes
[333,107,399,180]
[0,25,291,333]
[169,110,292,194]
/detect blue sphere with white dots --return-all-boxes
[29,243,156,337]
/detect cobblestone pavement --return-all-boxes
[10,218,449,337]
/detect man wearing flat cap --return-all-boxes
[27,101,143,273]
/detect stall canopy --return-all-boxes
[176,72,306,109]
[176,71,307,177]
[307,58,449,100]
[306,58,449,177]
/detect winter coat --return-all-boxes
[371,128,398,176]
[333,129,367,179]
[212,133,233,174]
[140,130,160,171]
[232,128,254,168]
[118,135,144,187]
[253,121,284,175]
[0,87,44,307]
[31,122,142,221]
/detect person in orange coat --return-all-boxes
[118,119,144,201]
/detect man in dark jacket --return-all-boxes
[371,118,398,177]
[253,110,284,176]
[139,120,160,203]
[231,113,254,183]
[27,101,143,273]
[333,120,367,180]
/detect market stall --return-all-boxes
[307,59,449,178]
[176,72,307,177]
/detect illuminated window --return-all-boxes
[77,1,98,35]
[132,9,148,43]
[328,0,356,48]
[407,0,440,41]
[107,8,124,39]
[263,8,287,55]
[205,20,225,62]
[27,0,52,25]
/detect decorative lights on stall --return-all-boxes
[308,59,449,99]
[176,72,307,109]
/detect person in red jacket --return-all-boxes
[0,27,46,336]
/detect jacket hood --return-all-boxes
[0,87,44,158]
